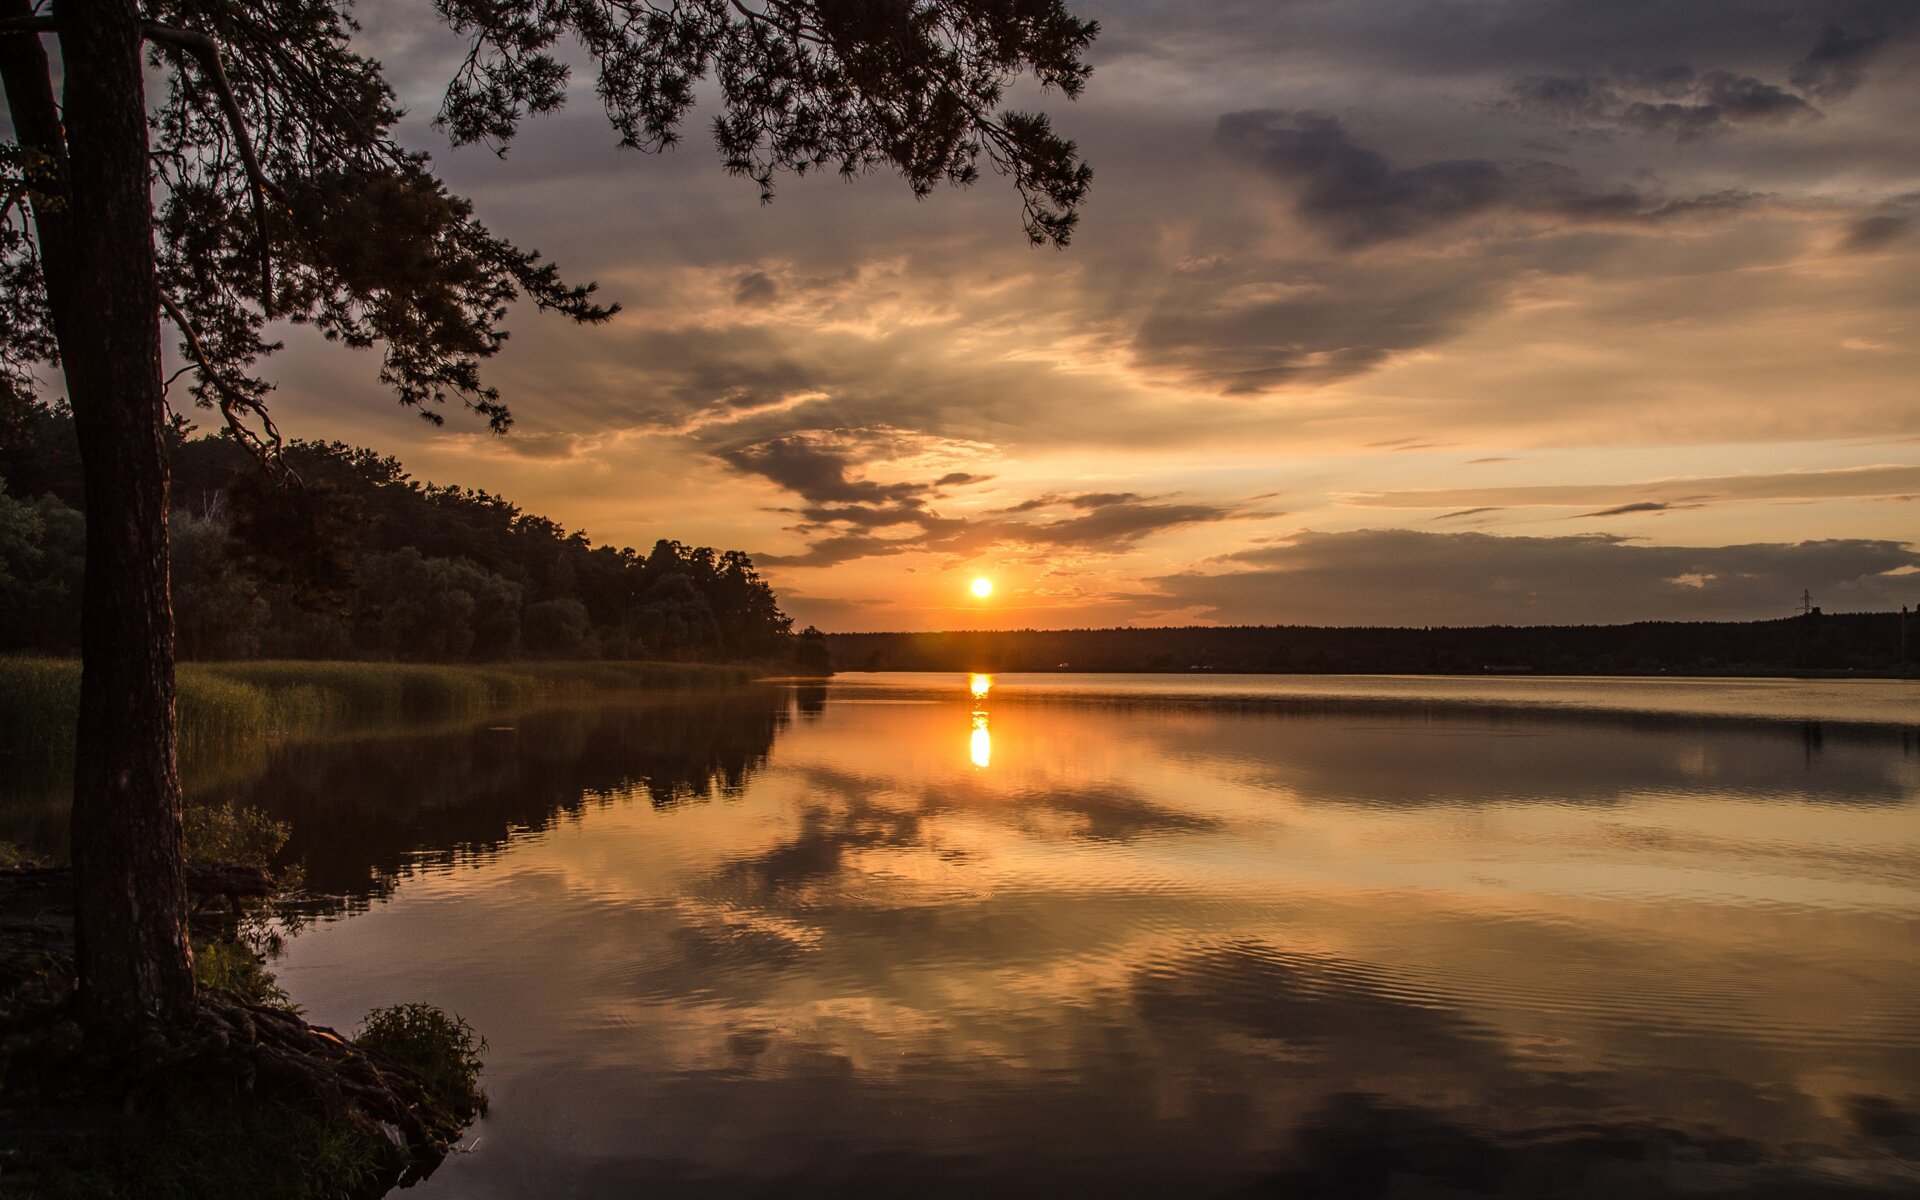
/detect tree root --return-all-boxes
[2,864,473,1192]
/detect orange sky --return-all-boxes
[249,0,1920,630]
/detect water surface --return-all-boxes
[258,673,1920,1197]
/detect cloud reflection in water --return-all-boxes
[259,674,1920,1198]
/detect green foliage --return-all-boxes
[356,547,525,661]
[0,657,81,786]
[171,510,269,659]
[354,1003,488,1121]
[190,937,297,1011]
[0,147,60,408]
[0,475,82,654]
[1,430,804,664]
[182,800,304,1006]
[184,798,291,869]
[524,596,593,657]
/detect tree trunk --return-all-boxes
[11,0,195,1021]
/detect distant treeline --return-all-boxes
[827,613,1918,677]
[1,407,823,666]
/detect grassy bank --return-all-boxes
[0,657,757,771]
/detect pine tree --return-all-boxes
[0,0,1093,1024]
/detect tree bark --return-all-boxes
[7,0,196,1021]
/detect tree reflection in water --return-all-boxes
[199,686,792,909]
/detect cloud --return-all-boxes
[1841,195,1920,251]
[1352,465,1920,511]
[719,427,1248,565]
[1576,500,1698,518]
[1100,0,1920,95]
[1025,500,1235,547]
[1844,213,1914,250]
[718,430,943,506]
[1505,69,1819,140]
[286,0,1920,633]
[1215,109,1752,248]
[1128,249,1528,392]
[1791,24,1896,99]
[757,532,919,568]
[1152,529,1920,625]
[733,270,779,306]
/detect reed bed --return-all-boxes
[0,657,757,775]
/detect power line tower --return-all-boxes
[1800,589,1813,616]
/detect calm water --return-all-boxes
[249,673,1920,1198]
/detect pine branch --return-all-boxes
[143,22,277,316]
[158,289,287,471]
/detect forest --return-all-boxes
[827,610,1918,677]
[1,405,808,665]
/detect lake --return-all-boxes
[246,673,1920,1197]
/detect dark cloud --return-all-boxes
[1842,195,1920,251]
[1791,24,1896,98]
[1434,507,1502,521]
[1354,464,1920,510]
[1130,255,1512,391]
[1216,110,1751,247]
[722,429,1249,564]
[793,504,928,529]
[1844,213,1914,250]
[757,532,917,568]
[1067,491,1143,508]
[1506,69,1819,139]
[1027,500,1235,547]
[719,432,932,506]
[1099,0,1918,93]
[1576,500,1696,517]
[1152,529,1920,625]
[1699,70,1821,122]
[733,270,779,306]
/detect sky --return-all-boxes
[257,0,1920,631]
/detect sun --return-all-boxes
[970,576,994,599]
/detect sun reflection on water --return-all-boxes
[968,673,994,767]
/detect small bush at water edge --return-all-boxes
[354,1003,488,1120]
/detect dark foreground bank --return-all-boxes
[0,858,485,1199]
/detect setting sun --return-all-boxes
[970,577,994,599]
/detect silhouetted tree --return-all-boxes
[170,509,267,658]
[523,597,593,657]
[0,0,1094,1022]
[0,472,80,651]
[354,547,524,661]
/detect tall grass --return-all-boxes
[0,657,756,782]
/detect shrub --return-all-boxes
[191,939,297,1011]
[354,1003,487,1120]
